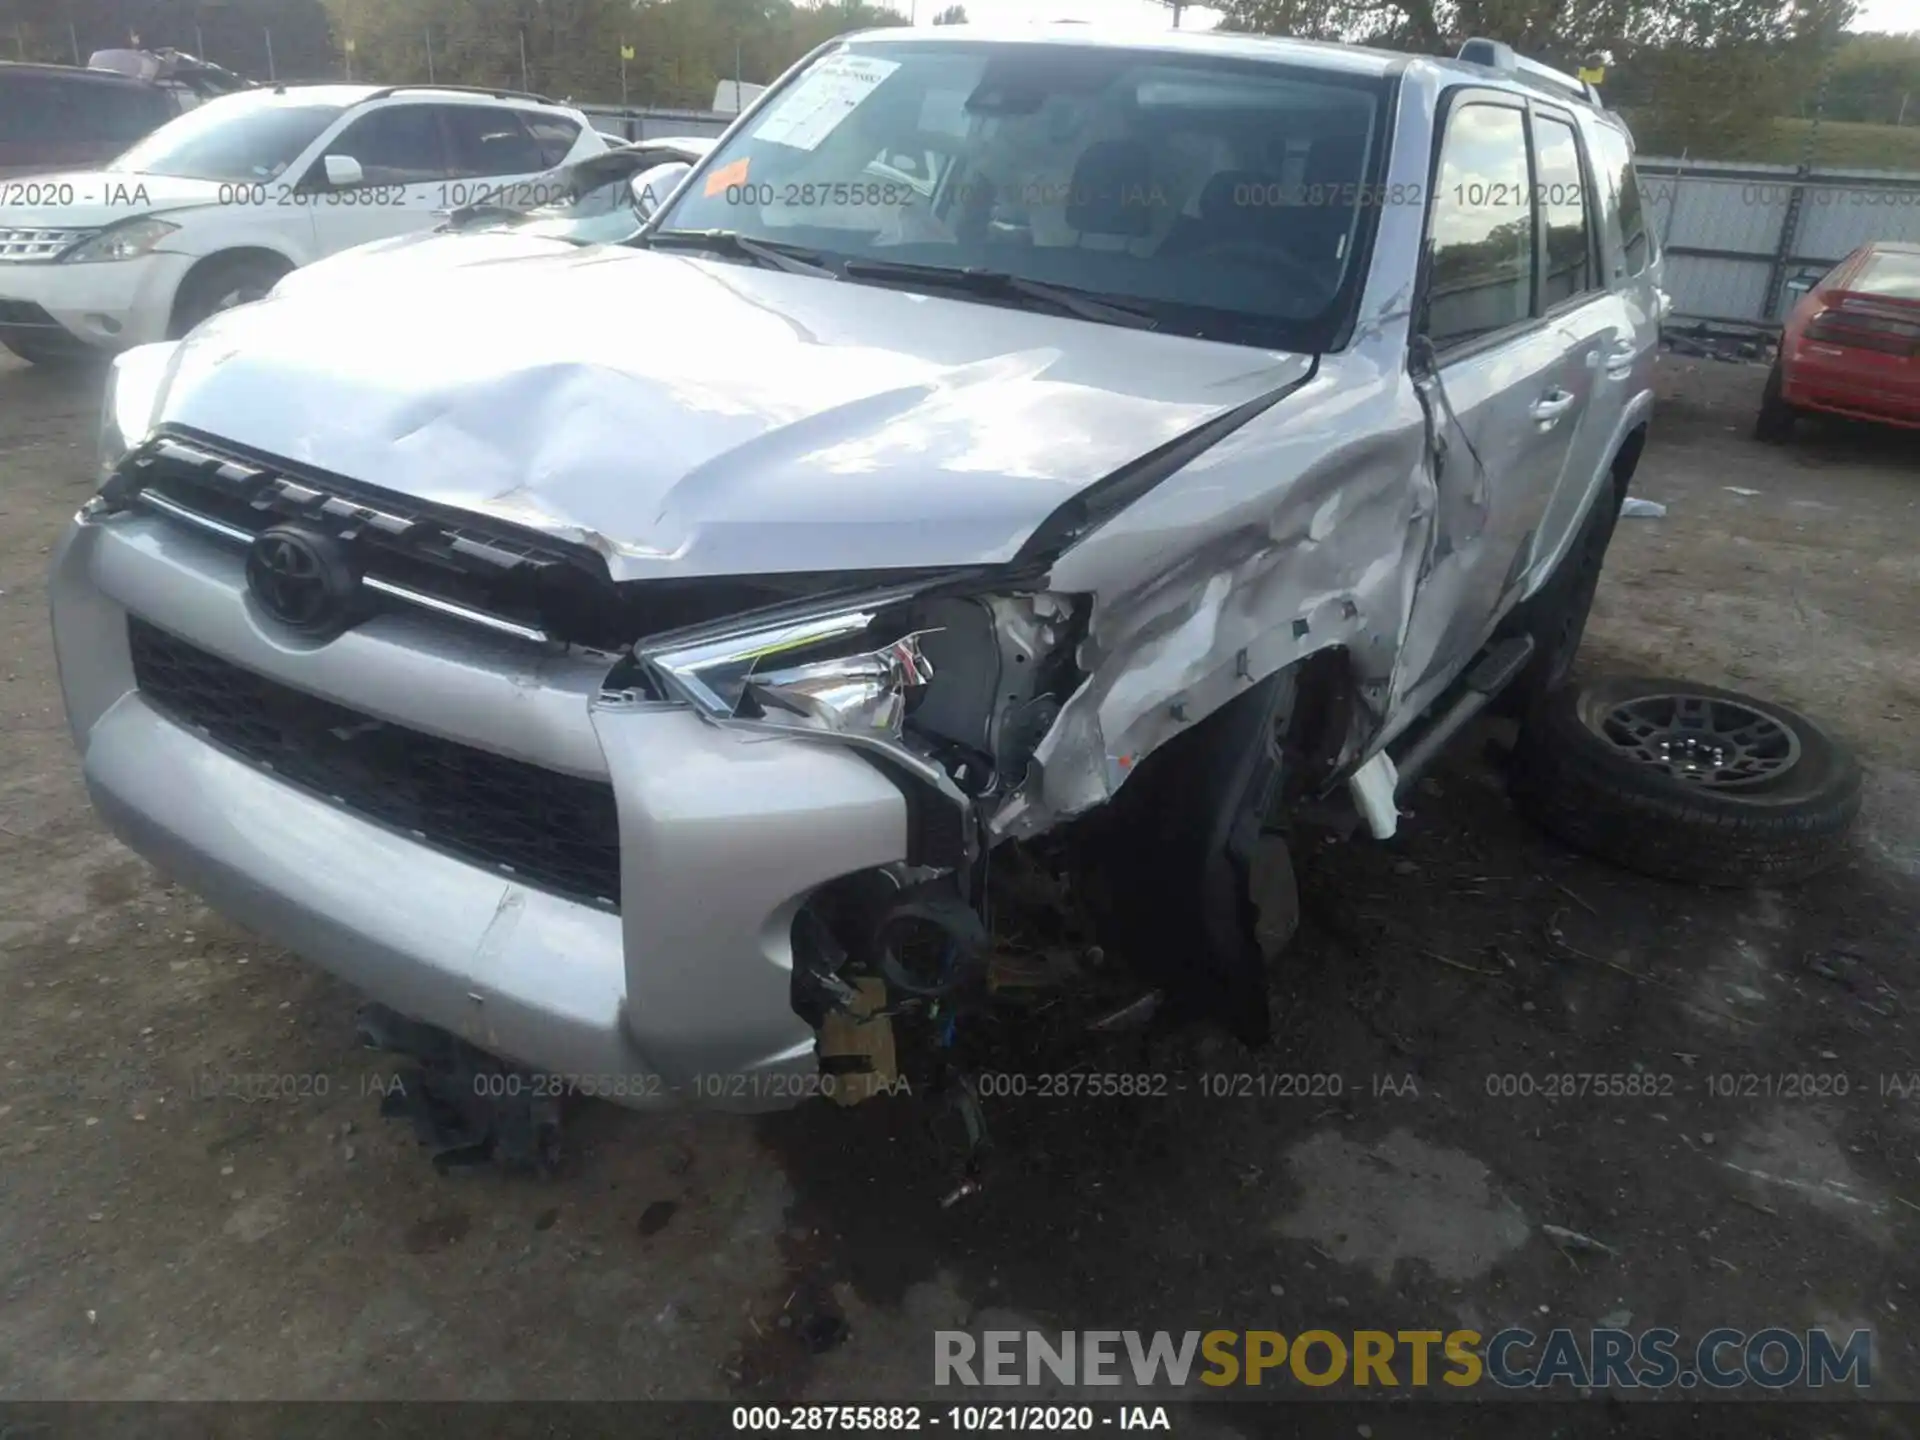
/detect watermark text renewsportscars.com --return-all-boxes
[934,1328,1872,1392]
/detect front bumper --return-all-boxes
[0,251,194,351]
[50,511,911,1109]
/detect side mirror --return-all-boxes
[1785,270,1820,300]
[323,153,363,188]
[629,161,691,222]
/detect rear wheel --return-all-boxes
[170,253,290,338]
[1754,363,1797,443]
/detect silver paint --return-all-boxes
[49,30,1662,1107]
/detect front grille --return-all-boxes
[0,227,96,261]
[115,432,605,644]
[111,430,939,649]
[129,618,623,909]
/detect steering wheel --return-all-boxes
[1188,239,1335,308]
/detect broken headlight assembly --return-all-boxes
[642,595,937,741]
[639,583,1084,808]
[639,582,1085,1034]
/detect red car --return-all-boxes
[1758,241,1920,440]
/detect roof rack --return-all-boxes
[1457,38,1601,107]
[362,82,556,105]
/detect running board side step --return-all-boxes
[1389,634,1536,802]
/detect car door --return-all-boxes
[1521,107,1638,595]
[302,102,454,256]
[1391,93,1589,714]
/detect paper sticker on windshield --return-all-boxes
[705,157,750,196]
[751,54,900,152]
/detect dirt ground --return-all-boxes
[1,348,1918,1435]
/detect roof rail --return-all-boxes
[1457,38,1600,107]
[362,82,556,105]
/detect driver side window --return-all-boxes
[324,104,449,185]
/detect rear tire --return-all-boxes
[1754,364,1797,443]
[170,253,290,338]
[1510,676,1861,887]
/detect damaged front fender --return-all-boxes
[991,352,1436,843]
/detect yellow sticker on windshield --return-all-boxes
[705,158,750,197]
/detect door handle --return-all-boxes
[1530,388,1577,424]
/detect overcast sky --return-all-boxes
[894,0,1920,35]
[1853,0,1920,32]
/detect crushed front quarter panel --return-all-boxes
[992,348,1436,842]
[988,66,1449,843]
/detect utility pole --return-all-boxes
[194,22,204,57]
[264,26,275,80]
[425,27,435,82]
[519,28,529,91]
[70,21,81,63]
[1170,1,1185,26]
[1901,91,1912,126]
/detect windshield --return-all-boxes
[111,98,344,181]
[1855,249,1920,302]
[656,40,1389,349]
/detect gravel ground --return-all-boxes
[0,348,1917,1436]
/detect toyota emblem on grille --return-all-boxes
[245,525,359,636]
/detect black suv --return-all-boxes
[0,61,188,178]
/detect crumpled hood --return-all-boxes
[157,245,1314,580]
[0,171,230,230]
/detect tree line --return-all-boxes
[0,0,912,107]
[2,0,1914,150]
[1213,0,1917,154]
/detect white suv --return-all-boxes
[0,83,602,365]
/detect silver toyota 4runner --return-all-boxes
[53,28,1664,1109]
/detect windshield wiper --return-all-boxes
[841,259,1159,330]
[642,228,835,278]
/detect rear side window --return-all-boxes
[0,74,66,141]
[1853,249,1920,301]
[522,113,581,168]
[443,106,548,176]
[327,104,448,182]
[1424,102,1535,349]
[80,83,175,145]
[1533,113,1595,306]
[1593,125,1651,278]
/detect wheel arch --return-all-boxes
[1608,420,1649,499]
[168,246,300,337]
